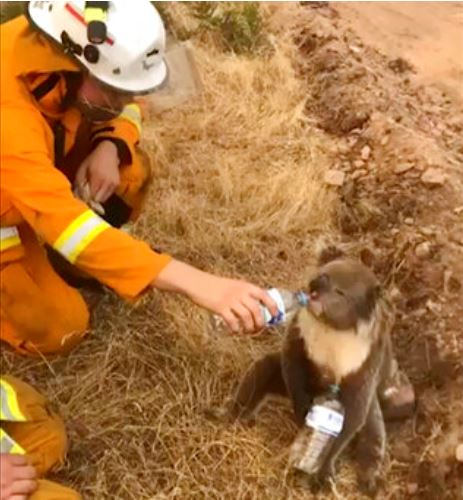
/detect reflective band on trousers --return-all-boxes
[0,226,21,251]
[119,103,142,134]
[53,209,110,264]
[0,428,25,454]
[0,379,26,422]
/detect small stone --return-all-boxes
[456,444,463,462]
[380,135,389,146]
[349,45,362,54]
[351,169,368,180]
[361,145,371,160]
[353,159,364,168]
[426,299,442,314]
[454,206,463,215]
[389,286,401,300]
[420,227,435,236]
[415,241,431,259]
[394,163,414,174]
[324,169,345,187]
[407,483,419,495]
[421,168,446,186]
[404,218,414,225]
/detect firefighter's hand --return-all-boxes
[0,454,37,499]
[75,140,120,203]
[153,260,278,333]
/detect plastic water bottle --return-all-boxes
[290,385,345,475]
[261,288,309,326]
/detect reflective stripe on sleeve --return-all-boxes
[0,226,21,251]
[53,209,110,264]
[0,428,25,454]
[0,379,26,422]
[119,104,142,134]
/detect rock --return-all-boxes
[426,299,442,314]
[456,444,463,462]
[404,218,414,225]
[421,168,446,186]
[324,169,345,187]
[444,270,462,294]
[415,241,432,259]
[351,169,368,180]
[361,145,371,160]
[380,135,389,146]
[407,483,419,495]
[349,44,362,54]
[454,206,463,215]
[353,159,365,168]
[420,227,435,236]
[394,163,414,174]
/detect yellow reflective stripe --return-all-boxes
[119,104,142,134]
[0,226,21,251]
[0,380,26,422]
[53,210,110,264]
[0,429,25,454]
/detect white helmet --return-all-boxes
[28,0,168,95]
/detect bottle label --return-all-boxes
[262,288,285,325]
[305,404,344,437]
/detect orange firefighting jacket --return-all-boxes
[0,16,171,300]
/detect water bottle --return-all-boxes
[261,288,309,326]
[289,385,345,475]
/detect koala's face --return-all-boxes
[307,259,380,330]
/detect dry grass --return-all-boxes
[1,3,343,499]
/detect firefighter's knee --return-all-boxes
[31,292,89,355]
[1,286,89,356]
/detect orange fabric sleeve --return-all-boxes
[1,106,171,300]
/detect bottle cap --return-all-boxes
[296,291,309,307]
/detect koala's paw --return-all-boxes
[358,468,384,498]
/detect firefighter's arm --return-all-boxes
[1,108,170,300]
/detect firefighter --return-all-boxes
[0,0,278,356]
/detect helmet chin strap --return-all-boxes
[76,98,120,123]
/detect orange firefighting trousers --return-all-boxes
[1,376,81,499]
[0,146,151,356]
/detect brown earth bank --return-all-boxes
[296,2,463,497]
[1,2,462,499]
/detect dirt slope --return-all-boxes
[334,1,463,103]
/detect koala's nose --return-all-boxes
[309,273,330,294]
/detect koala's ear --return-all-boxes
[318,246,345,266]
